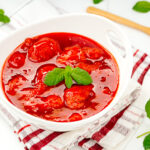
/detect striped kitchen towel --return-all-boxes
[0,49,149,150]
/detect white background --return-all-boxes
[0,0,150,149]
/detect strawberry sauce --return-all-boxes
[2,32,119,122]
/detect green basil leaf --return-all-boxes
[44,68,65,86]
[64,65,73,88]
[93,0,103,4]
[145,99,150,119]
[0,9,4,15]
[0,9,10,24]
[65,65,72,75]
[143,134,150,150]
[71,67,93,85]
[2,15,10,23]
[65,73,73,88]
[0,14,4,22]
[133,1,150,13]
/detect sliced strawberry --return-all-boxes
[103,87,112,95]
[7,75,27,95]
[76,61,101,73]
[24,95,63,114]
[21,38,34,51]
[44,95,64,109]
[57,45,82,65]
[19,88,39,101]
[24,38,34,47]
[28,37,61,62]
[64,85,95,109]
[34,64,57,83]
[23,98,52,114]
[82,47,103,59]
[35,81,48,94]
[33,64,56,93]
[69,113,82,122]
[8,51,26,68]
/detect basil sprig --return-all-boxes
[44,66,93,88]
[133,1,150,13]
[0,9,10,23]
[137,99,150,150]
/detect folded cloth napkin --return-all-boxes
[0,46,149,150]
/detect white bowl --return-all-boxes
[0,14,132,131]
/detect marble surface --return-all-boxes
[0,0,150,149]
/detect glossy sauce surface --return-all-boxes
[2,32,119,122]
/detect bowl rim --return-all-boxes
[0,13,133,130]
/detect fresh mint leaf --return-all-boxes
[0,9,4,15]
[44,68,65,86]
[93,0,103,4]
[65,65,72,75]
[71,67,93,85]
[65,73,73,88]
[143,134,150,150]
[44,66,93,88]
[2,15,10,23]
[64,65,73,88]
[145,99,150,119]
[0,9,10,23]
[133,1,150,13]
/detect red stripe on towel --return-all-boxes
[92,107,128,142]
[24,146,29,150]
[138,64,150,84]
[89,143,103,150]
[30,132,63,150]
[133,49,139,56]
[131,53,147,77]
[23,129,44,143]
[78,138,90,147]
[17,124,31,134]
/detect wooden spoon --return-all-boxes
[87,6,150,35]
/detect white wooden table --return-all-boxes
[0,0,150,149]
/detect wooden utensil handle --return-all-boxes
[87,6,150,35]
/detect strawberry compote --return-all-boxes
[2,32,119,122]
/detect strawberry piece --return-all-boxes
[33,64,56,93]
[24,38,34,47]
[24,95,63,114]
[44,95,64,109]
[7,75,27,95]
[19,88,39,101]
[23,98,52,114]
[64,85,95,109]
[69,113,82,121]
[99,61,111,70]
[28,37,61,62]
[21,38,34,51]
[76,61,101,73]
[103,87,112,95]
[57,45,82,65]
[35,64,57,82]
[82,47,103,59]
[8,51,26,68]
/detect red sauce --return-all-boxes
[1,32,119,122]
